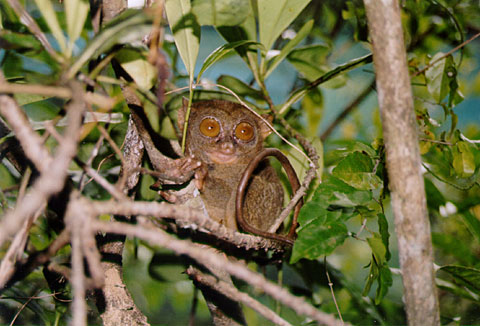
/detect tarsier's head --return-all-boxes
[178,99,273,165]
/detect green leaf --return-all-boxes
[115,48,157,90]
[191,0,251,26]
[364,235,392,304]
[65,0,89,56]
[440,265,480,296]
[0,31,42,51]
[377,213,391,261]
[315,176,372,207]
[423,149,480,190]
[258,0,311,51]
[197,40,263,82]
[217,75,263,100]
[302,87,323,136]
[67,10,151,79]
[265,19,314,79]
[375,264,392,304]
[436,278,480,302]
[285,136,323,184]
[425,53,452,103]
[368,235,387,266]
[291,208,348,263]
[165,0,201,85]
[452,141,476,178]
[332,151,381,190]
[33,0,66,52]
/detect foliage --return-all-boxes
[0,0,480,325]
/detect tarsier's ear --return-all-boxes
[259,114,274,139]
[177,97,189,131]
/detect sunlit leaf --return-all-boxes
[258,0,311,51]
[332,151,382,190]
[265,19,314,78]
[197,40,263,81]
[33,0,66,52]
[285,136,323,184]
[165,0,200,84]
[67,10,151,78]
[425,53,457,104]
[115,48,157,90]
[301,87,323,136]
[65,0,89,56]
[192,0,250,26]
[452,141,476,178]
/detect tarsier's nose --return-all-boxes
[219,141,235,154]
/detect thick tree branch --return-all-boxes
[363,0,440,325]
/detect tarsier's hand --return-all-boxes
[157,155,208,203]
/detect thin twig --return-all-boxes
[412,32,480,77]
[324,257,344,325]
[0,82,85,249]
[0,82,117,109]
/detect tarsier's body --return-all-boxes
[178,99,283,232]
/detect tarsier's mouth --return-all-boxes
[207,151,239,164]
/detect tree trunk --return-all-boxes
[362,0,440,325]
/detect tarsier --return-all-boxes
[177,99,288,239]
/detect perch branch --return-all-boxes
[89,200,287,251]
[91,218,343,326]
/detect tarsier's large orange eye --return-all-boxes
[199,118,220,137]
[235,122,254,141]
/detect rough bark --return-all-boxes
[362,0,440,325]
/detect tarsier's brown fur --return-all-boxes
[177,99,284,233]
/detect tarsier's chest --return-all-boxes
[200,162,283,232]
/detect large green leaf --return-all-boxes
[258,0,311,51]
[291,208,348,263]
[440,265,480,296]
[165,0,200,84]
[332,151,382,190]
[191,0,251,26]
[315,176,372,207]
[265,19,314,79]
